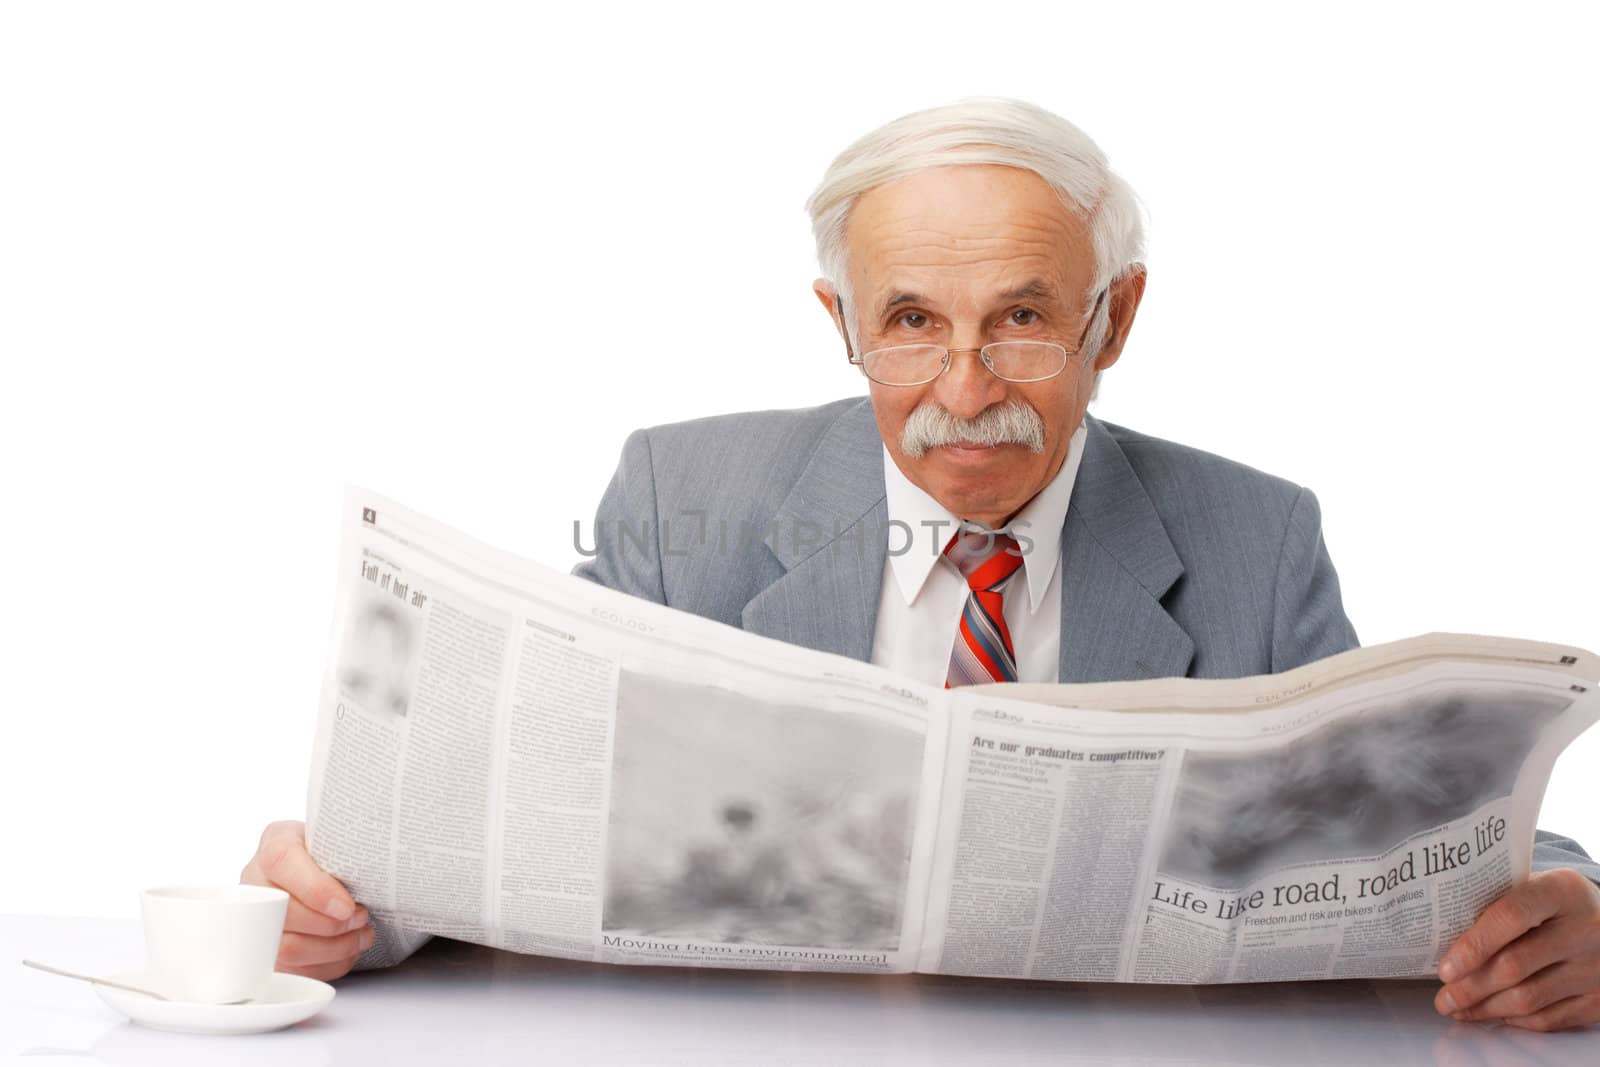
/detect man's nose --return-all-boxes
[931,344,1009,419]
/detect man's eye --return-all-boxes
[1009,308,1040,326]
[896,312,929,329]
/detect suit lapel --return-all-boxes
[740,398,888,662]
[1057,416,1195,682]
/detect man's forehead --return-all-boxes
[848,165,1087,242]
[843,166,1095,307]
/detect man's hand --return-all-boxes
[240,819,374,981]
[1434,868,1600,1031]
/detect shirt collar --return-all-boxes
[881,420,1088,614]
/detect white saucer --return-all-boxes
[93,970,335,1035]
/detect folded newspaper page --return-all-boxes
[305,487,1599,983]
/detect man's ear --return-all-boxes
[813,278,848,343]
[1092,265,1148,373]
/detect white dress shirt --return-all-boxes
[869,422,1088,686]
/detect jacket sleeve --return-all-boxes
[570,428,668,603]
[1269,487,1361,672]
[1532,829,1600,886]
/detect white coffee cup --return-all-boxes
[141,885,289,1003]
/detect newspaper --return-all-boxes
[305,487,1599,983]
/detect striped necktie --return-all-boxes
[944,529,1025,687]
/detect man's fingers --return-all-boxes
[284,897,369,937]
[278,925,376,969]
[1434,869,1600,1024]
[256,826,356,921]
[1438,873,1572,983]
[1453,958,1598,1021]
[1435,917,1585,1014]
[1502,991,1600,1033]
[284,957,365,983]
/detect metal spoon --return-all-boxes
[21,959,252,1004]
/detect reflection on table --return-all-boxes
[4,915,1597,1065]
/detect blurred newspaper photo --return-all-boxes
[305,487,1599,983]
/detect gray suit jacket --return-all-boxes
[573,395,1595,881]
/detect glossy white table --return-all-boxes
[5,914,1597,1065]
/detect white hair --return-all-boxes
[804,97,1146,400]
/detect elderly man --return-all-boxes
[243,98,1600,1030]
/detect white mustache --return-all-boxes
[900,400,1047,459]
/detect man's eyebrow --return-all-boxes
[876,291,928,318]
[873,279,1062,319]
[998,279,1060,303]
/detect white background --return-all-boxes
[2,1,1595,919]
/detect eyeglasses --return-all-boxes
[838,287,1108,387]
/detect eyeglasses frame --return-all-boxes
[837,285,1110,387]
